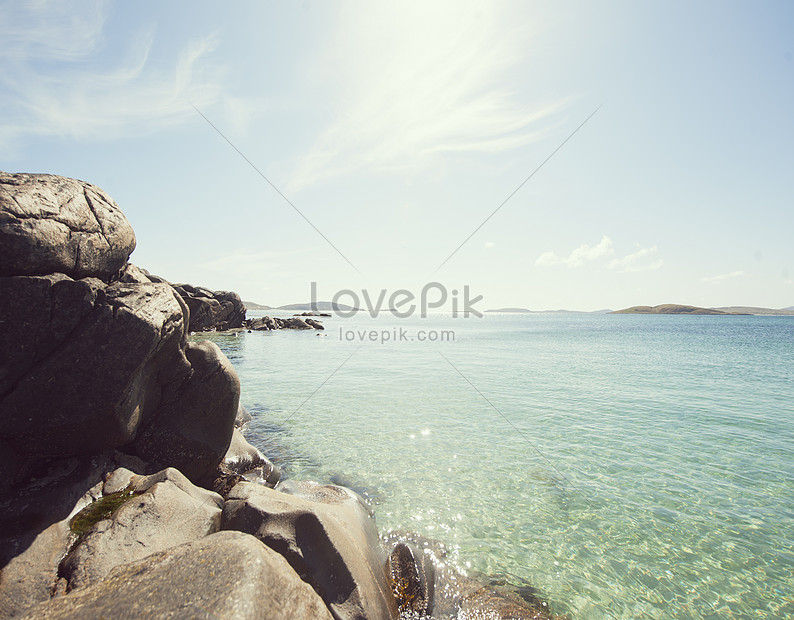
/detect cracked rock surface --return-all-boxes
[0,172,135,279]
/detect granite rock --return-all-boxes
[60,467,223,591]
[222,480,397,620]
[0,452,147,619]
[0,172,135,279]
[133,340,240,483]
[20,531,334,620]
[173,283,246,332]
[0,278,190,459]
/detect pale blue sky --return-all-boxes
[2,0,792,310]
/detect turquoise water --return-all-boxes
[200,313,794,618]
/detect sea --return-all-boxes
[197,312,794,618]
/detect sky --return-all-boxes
[2,0,793,311]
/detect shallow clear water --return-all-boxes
[199,313,794,618]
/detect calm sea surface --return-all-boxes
[199,313,794,618]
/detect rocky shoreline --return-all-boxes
[1,172,558,619]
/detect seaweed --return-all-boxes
[69,485,138,537]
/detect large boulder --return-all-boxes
[60,467,223,591]
[172,283,246,332]
[0,452,147,619]
[19,531,334,620]
[0,173,243,489]
[0,172,135,279]
[133,340,240,483]
[222,480,398,620]
[0,277,190,460]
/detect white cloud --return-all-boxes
[535,235,614,268]
[608,245,663,273]
[535,237,665,273]
[702,270,746,285]
[0,1,230,154]
[484,241,496,249]
[534,251,562,266]
[287,1,569,192]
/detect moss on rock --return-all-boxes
[69,486,138,537]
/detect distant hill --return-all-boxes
[486,308,533,313]
[242,301,272,310]
[277,301,360,312]
[611,304,740,315]
[711,306,794,316]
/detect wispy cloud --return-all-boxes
[198,249,310,277]
[535,235,614,267]
[702,270,746,285]
[287,1,569,192]
[608,245,663,272]
[0,0,228,155]
[0,0,107,62]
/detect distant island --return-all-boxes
[245,302,794,316]
[711,306,794,316]
[486,308,612,314]
[612,304,794,315]
[611,304,739,315]
[244,301,360,312]
[242,300,272,310]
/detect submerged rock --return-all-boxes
[20,531,334,620]
[235,404,253,428]
[383,530,562,620]
[246,315,324,331]
[388,541,435,617]
[0,172,135,279]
